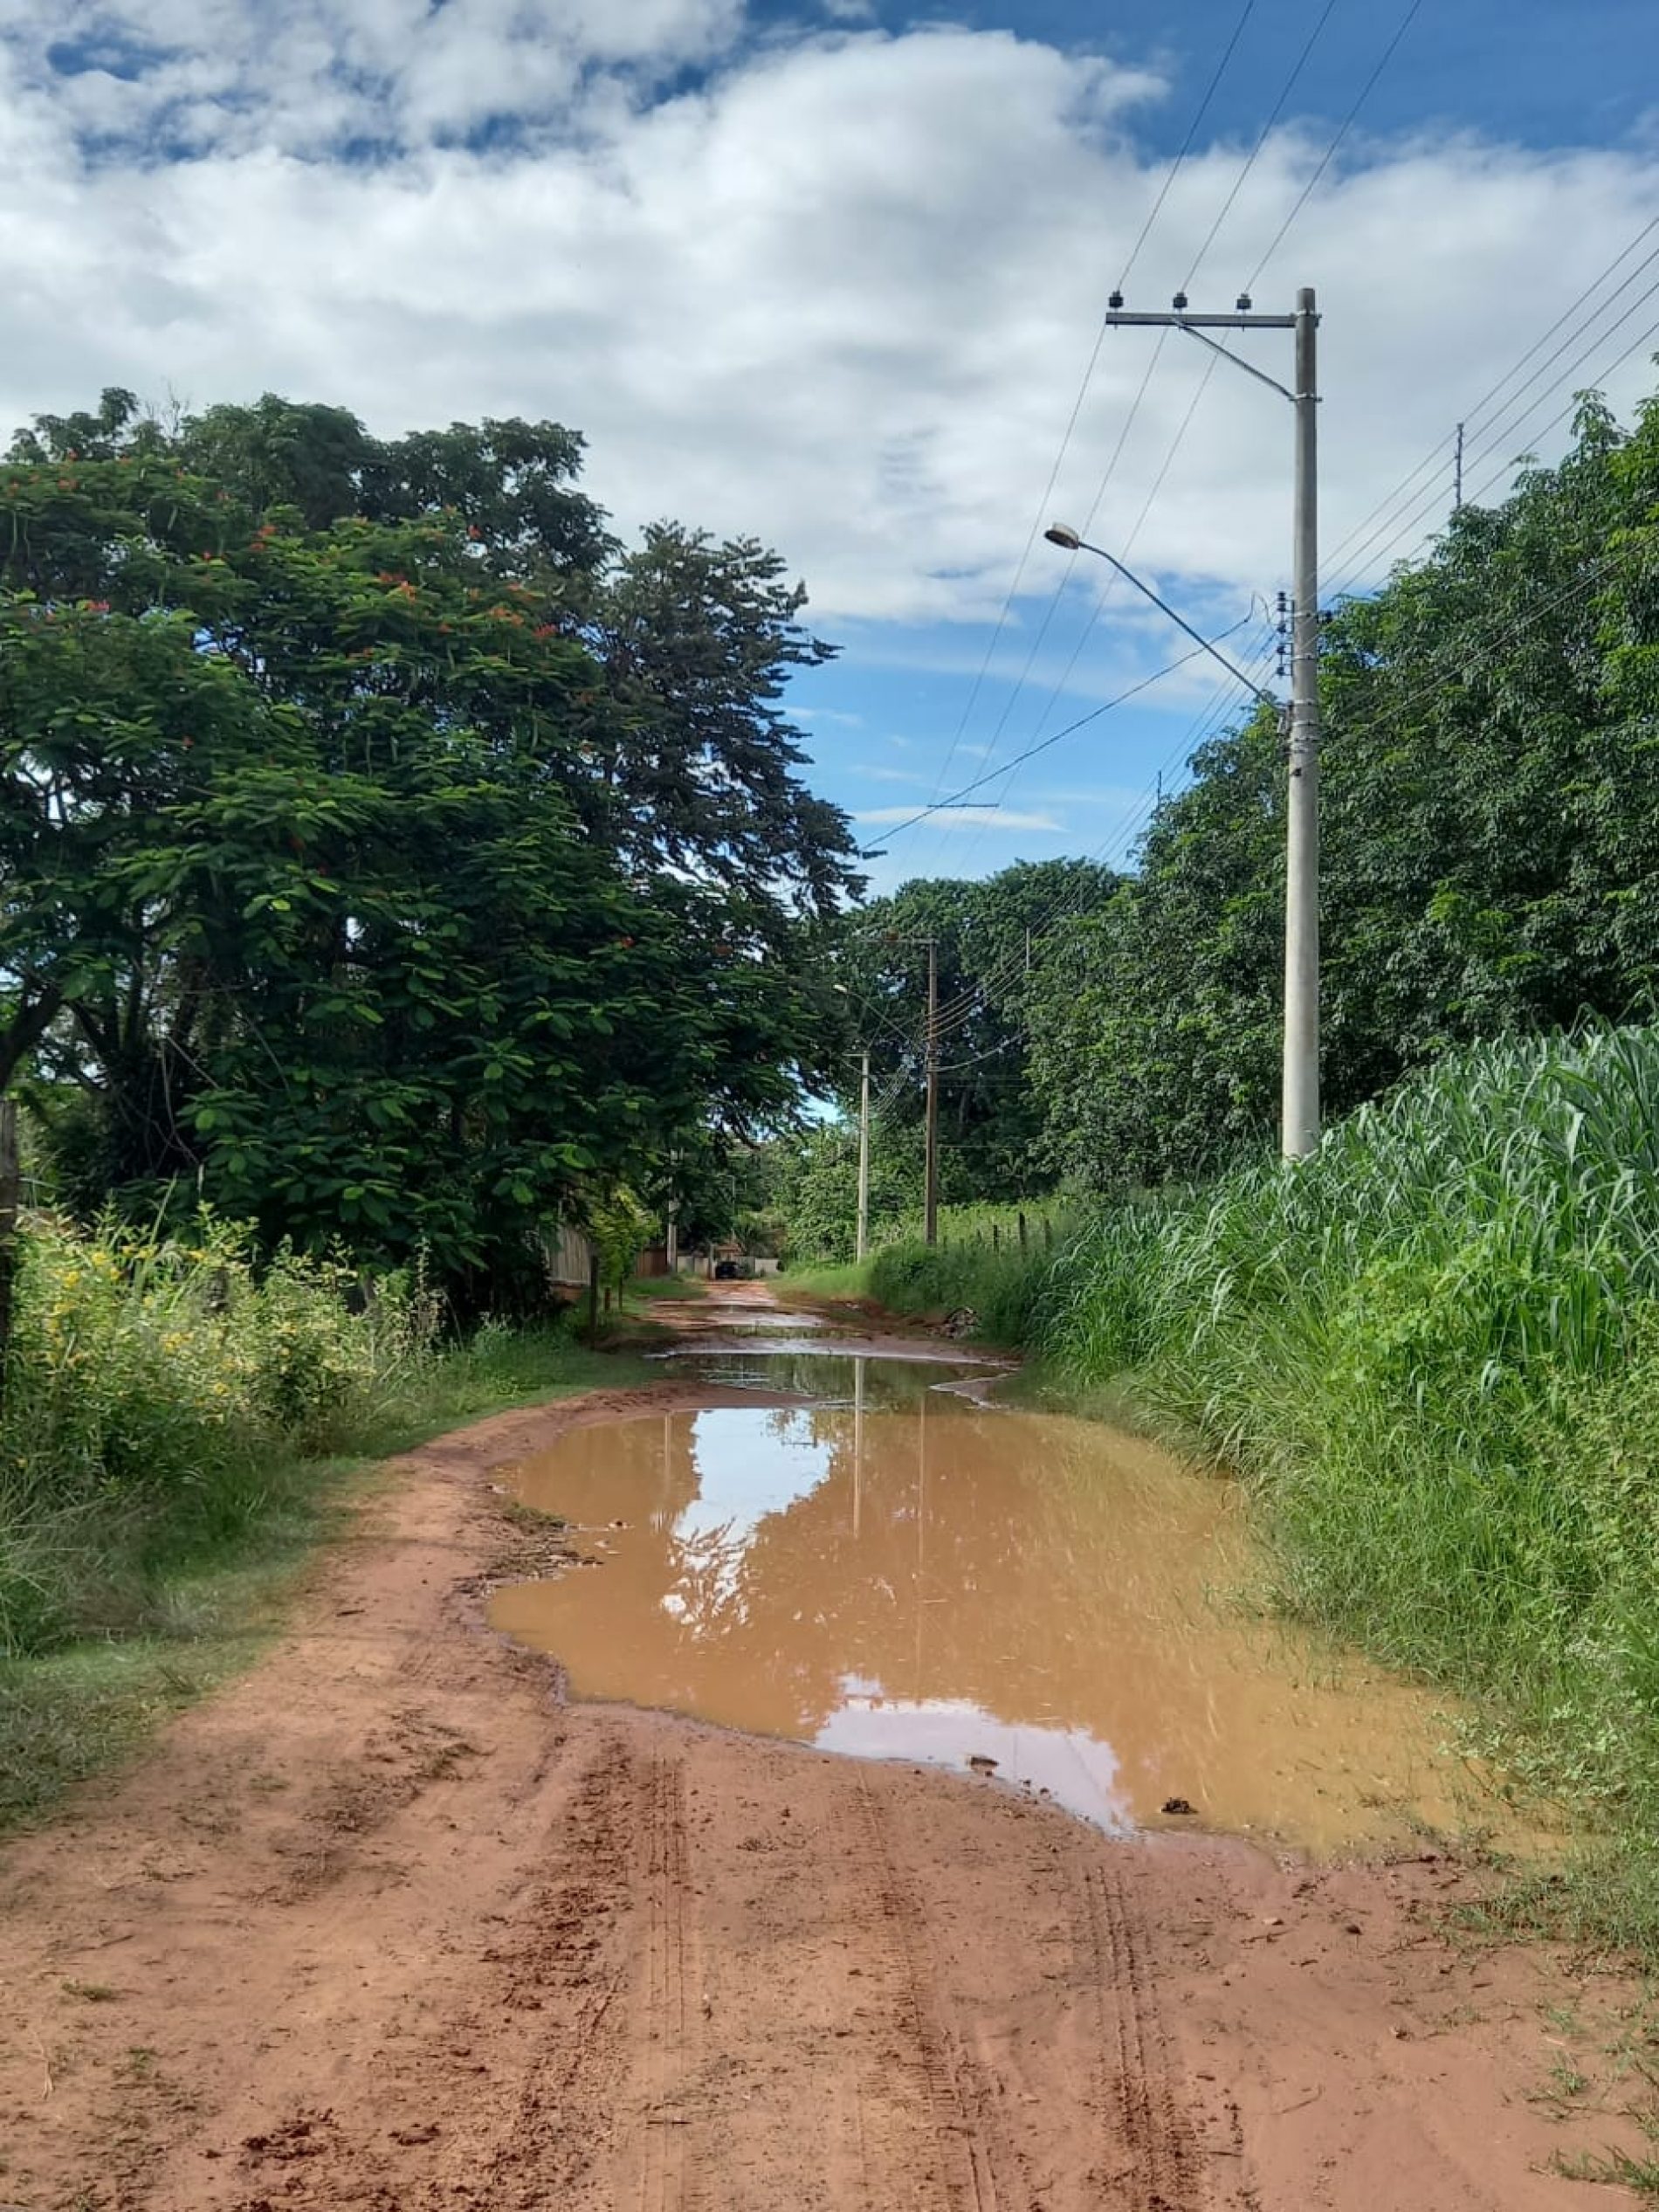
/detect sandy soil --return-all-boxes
[0,1341,1647,2209]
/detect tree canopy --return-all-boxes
[1,389,857,1296]
[1025,384,1659,1193]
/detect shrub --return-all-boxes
[0,1213,436,1656]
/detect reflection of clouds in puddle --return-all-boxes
[660,1408,833,1630]
[816,1680,1134,1836]
[496,1382,1518,1852]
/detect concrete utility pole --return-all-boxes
[1094,286,1322,1158]
[1454,421,1465,513]
[665,1148,680,1276]
[924,941,940,1247]
[1284,287,1321,1161]
[856,1049,871,1264]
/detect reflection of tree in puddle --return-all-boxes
[497,1361,1495,1848]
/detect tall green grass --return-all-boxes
[864,1235,1063,1346]
[836,1027,1659,1945]
[795,1201,1078,1346]
[1029,1026,1659,1944]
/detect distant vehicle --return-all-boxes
[712,1258,754,1280]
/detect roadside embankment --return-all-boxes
[810,1025,1659,1956]
[0,1213,657,1830]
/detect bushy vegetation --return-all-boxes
[0,1211,645,1828]
[0,1212,437,1658]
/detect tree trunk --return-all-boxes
[0,1099,19,1404]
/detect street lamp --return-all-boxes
[1043,527,1279,709]
[1044,300,1319,1165]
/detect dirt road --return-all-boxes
[0,1365,1644,2209]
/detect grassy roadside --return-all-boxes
[0,1298,657,1836]
[788,1243,1053,1347]
[619,1272,705,1301]
[799,1026,1659,1967]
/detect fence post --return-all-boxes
[587,1251,601,1345]
[1018,1211,1028,1252]
[1043,1217,1053,1251]
[0,1099,16,1403]
[992,1222,1000,1253]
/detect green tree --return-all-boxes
[836,859,1119,1204]
[1026,382,1659,1190]
[0,396,857,1293]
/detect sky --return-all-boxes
[1,0,1656,894]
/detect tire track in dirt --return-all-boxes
[623,1747,706,2212]
[1072,1847,1205,2211]
[217,1727,642,2212]
[465,1728,642,2209]
[850,1774,1036,2212]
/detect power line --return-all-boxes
[913,0,1262,846]
[913,628,1281,1042]
[1323,212,1659,594]
[912,3,1338,875]
[956,4,1418,865]
[1118,0,1260,296]
[850,492,1633,1161]
[859,618,1255,852]
[1326,272,1659,599]
[871,540,1623,1086]
[1243,0,1426,293]
[1181,0,1339,293]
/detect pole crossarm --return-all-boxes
[1102,311,1298,328]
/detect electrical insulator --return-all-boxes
[1107,291,1124,310]
[1172,291,1188,311]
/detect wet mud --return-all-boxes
[492,1352,1524,1851]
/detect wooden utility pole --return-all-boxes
[0,1099,17,1401]
[924,939,940,1248]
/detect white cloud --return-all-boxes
[0,10,1653,631]
[0,0,744,152]
[856,764,931,783]
[855,804,1063,832]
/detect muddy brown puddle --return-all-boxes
[491,1353,1526,1852]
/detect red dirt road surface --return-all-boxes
[0,1381,1645,2210]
